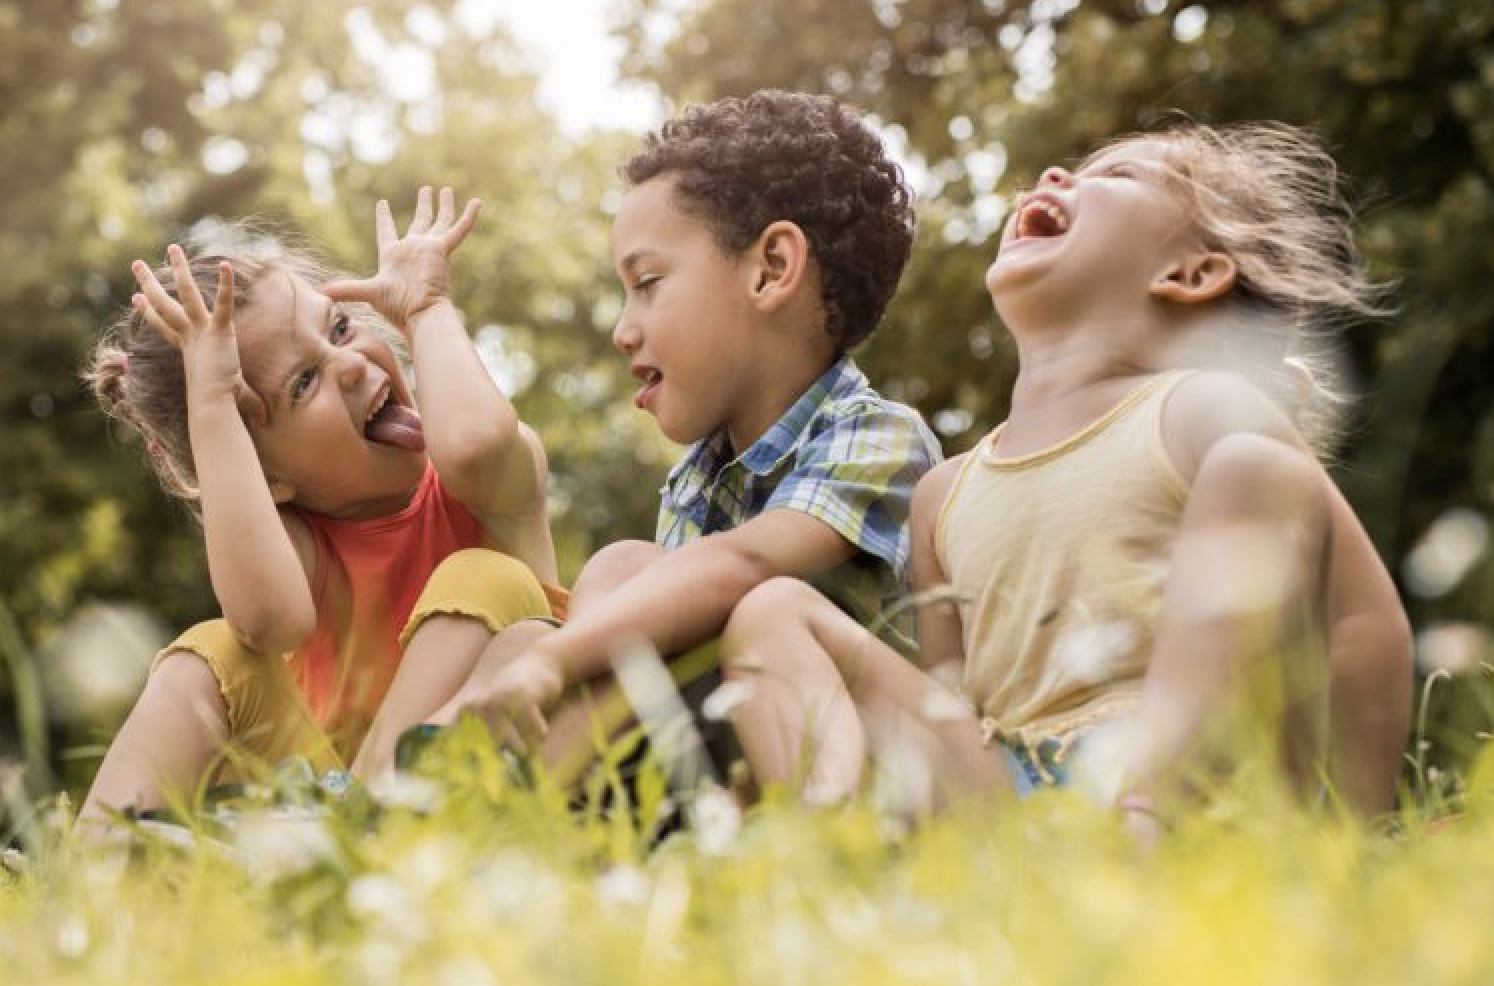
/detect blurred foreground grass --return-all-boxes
[3,721,1493,985]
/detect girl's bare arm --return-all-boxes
[133,248,315,655]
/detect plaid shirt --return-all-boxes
[656,358,941,642]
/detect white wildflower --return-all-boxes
[1405,507,1489,598]
[919,685,973,722]
[347,873,425,941]
[1416,622,1489,675]
[351,940,407,985]
[394,836,461,894]
[596,864,652,908]
[691,783,742,855]
[232,809,338,879]
[437,953,498,986]
[54,916,88,958]
[1066,717,1137,807]
[1051,620,1138,685]
[370,771,444,813]
[471,851,566,920]
[701,679,755,721]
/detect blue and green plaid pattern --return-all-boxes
[656,358,941,638]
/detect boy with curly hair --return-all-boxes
[416,90,941,778]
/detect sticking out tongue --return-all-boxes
[365,401,426,452]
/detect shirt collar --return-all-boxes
[738,356,866,476]
[666,356,867,488]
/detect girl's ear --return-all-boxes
[1151,249,1237,305]
[747,220,811,312]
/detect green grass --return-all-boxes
[3,720,1493,985]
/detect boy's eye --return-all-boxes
[330,313,352,342]
[290,367,316,403]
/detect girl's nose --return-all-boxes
[1039,166,1073,188]
[611,307,640,354]
[335,347,368,387]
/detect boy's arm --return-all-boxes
[134,249,317,655]
[440,394,940,744]
[534,508,857,684]
[532,395,940,684]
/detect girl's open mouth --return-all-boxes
[1013,197,1071,240]
[364,388,426,451]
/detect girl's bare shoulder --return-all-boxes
[1163,370,1308,479]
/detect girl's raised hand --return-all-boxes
[131,245,266,427]
[322,186,481,331]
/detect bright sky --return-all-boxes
[458,0,665,134]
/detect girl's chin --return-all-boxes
[984,253,1058,300]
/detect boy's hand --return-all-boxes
[429,652,562,753]
[131,246,266,427]
[323,186,481,331]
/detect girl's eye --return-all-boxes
[633,275,660,296]
[290,367,316,403]
[330,313,352,343]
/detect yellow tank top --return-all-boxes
[935,372,1192,744]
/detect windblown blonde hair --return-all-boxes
[1084,121,1390,451]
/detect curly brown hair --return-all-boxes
[621,89,914,351]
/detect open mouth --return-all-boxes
[364,386,426,452]
[1013,196,1071,240]
[632,365,662,411]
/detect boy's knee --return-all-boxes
[573,539,663,601]
[724,576,819,648]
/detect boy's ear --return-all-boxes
[1151,249,1237,305]
[746,220,811,311]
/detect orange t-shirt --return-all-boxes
[288,465,484,751]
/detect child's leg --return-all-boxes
[80,651,229,823]
[421,541,663,773]
[351,549,558,779]
[721,577,1008,805]
[568,540,665,615]
[81,620,332,823]
[527,541,666,769]
[1122,434,1333,808]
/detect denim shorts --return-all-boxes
[997,736,1076,798]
